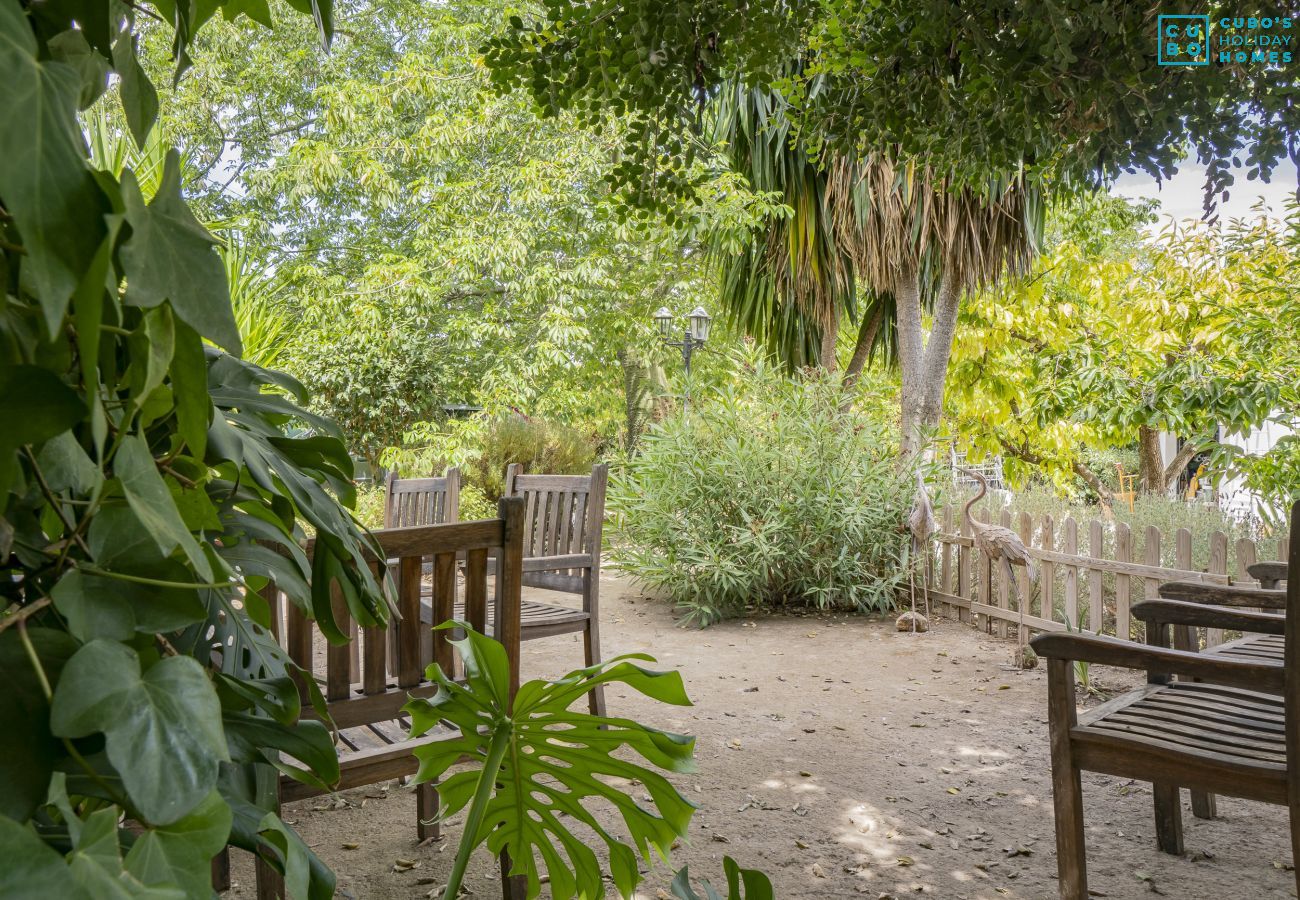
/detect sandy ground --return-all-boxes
[225,569,1296,900]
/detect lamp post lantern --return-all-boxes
[654,306,711,414]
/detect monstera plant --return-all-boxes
[407,624,775,900]
[0,0,386,894]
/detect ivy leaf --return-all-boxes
[0,0,107,336]
[46,29,110,109]
[114,433,214,581]
[49,640,229,825]
[0,816,88,898]
[0,365,86,453]
[120,152,242,354]
[67,805,185,899]
[123,790,231,897]
[51,569,206,643]
[170,321,209,461]
[0,628,78,821]
[111,29,158,147]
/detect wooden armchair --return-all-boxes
[384,467,460,528]
[418,463,610,715]
[224,498,526,900]
[1031,500,1300,900]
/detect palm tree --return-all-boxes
[710,81,1044,456]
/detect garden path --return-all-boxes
[224,569,1294,899]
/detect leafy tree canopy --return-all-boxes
[484,2,1299,210]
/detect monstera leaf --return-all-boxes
[669,857,776,900]
[405,624,698,899]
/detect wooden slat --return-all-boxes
[465,547,488,634]
[558,491,576,557]
[368,520,504,560]
[497,498,525,702]
[522,490,539,556]
[286,601,312,702]
[1144,526,1162,601]
[1064,517,1079,630]
[1206,532,1229,647]
[397,555,422,688]
[431,551,457,676]
[326,584,351,701]
[957,510,972,624]
[996,509,1012,639]
[1115,523,1132,641]
[363,624,386,695]
[1088,520,1104,634]
[545,491,562,556]
[1041,514,1056,629]
[512,473,592,492]
[1160,581,1286,609]
[939,507,954,600]
[970,600,1064,633]
[571,491,589,558]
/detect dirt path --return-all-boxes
[226,571,1295,899]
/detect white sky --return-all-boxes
[1114,161,1298,224]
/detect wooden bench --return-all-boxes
[228,497,526,899]
[419,463,610,716]
[1031,499,1300,900]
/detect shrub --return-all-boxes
[385,414,598,504]
[468,415,598,500]
[609,364,913,625]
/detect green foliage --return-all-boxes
[484,1,1300,213]
[386,414,598,503]
[146,0,747,463]
[0,0,386,892]
[951,195,1300,500]
[610,362,913,625]
[670,857,776,900]
[406,624,697,900]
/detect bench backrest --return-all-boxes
[384,468,460,528]
[503,462,608,559]
[285,496,524,733]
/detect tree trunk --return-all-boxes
[818,305,840,371]
[1138,425,1165,495]
[842,300,884,391]
[898,267,961,459]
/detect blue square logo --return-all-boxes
[1158,14,1210,65]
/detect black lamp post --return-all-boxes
[653,306,712,414]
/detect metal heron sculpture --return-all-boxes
[960,468,1038,666]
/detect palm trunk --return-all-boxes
[842,300,884,391]
[898,266,961,459]
[818,305,840,371]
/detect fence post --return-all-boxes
[997,509,1013,637]
[1088,519,1104,634]
[957,509,972,625]
[1174,528,1195,652]
[1017,511,1033,643]
[1206,532,1228,648]
[940,506,954,608]
[1115,523,1132,642]
[1064,517,1079,630]
[1143,526,1162,601]
[1041,514,1056,628]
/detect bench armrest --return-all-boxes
[1030,631,1283,692]
[1158,580,1285,610]
[1131,598,1284,635]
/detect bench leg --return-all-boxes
[416,781,440,842]
[211,847,231,892]
[1291,798,1300,897]
[583,574,606,718]
[1047,659,1088,900]
[1153,783,1184,855]
[255,765,286,900]
[500,849,528,899]
[1190,790,1216,820]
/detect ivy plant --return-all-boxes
[0,0,388,894]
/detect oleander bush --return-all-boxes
[609,363,913,625]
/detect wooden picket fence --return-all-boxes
[925,506,1290,648]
